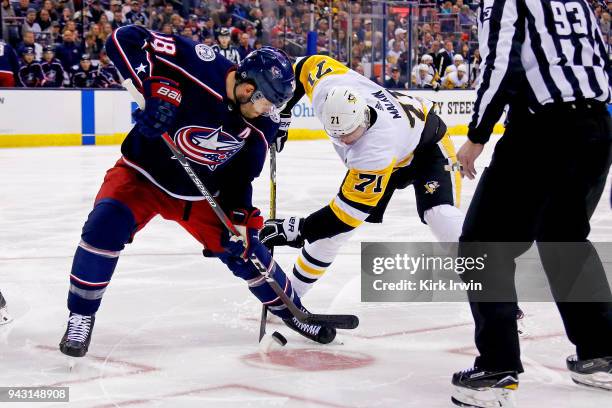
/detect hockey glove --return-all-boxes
[133,76,182,139]
[275,113,291,152]
[221,208,264,260]
[259,217,304,250]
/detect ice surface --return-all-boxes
[0,137,611,407]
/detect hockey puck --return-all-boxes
[271,331,287,346]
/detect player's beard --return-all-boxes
[233,85,258,119]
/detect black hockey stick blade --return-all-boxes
[304,313,359,330]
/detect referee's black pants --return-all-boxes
[460,101,612,373]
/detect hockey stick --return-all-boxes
[124,80,358,330]
[258,146,276,342]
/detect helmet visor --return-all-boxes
[250,90,281,118]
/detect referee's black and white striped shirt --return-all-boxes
[212,44,242,65]
[469,0,611,143]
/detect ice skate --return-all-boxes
[567,355,612,391]
[283,306,336,344]
[451,367,518,408]
[59,313,95,358]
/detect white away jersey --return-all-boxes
[295,55,433,229]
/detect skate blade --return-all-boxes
[66,356,79,372]
[452,386,517,408]
[571,372,612,391]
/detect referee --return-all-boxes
[452,0,612,406]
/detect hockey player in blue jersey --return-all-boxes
[17,46,45,87]
[94,48,121,88]
[59,24,336,359]
[40,46,66,88]
[70,54,98,88]
[0,40,19,87]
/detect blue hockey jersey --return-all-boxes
[106,25,279,211]
[0,41,19,77]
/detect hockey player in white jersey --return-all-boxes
[260,55,464,297]
[444,54,465,77]
[442,64,469,89]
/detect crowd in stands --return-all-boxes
[0,0,610,89]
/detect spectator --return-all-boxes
[17,46,45,87]
[59,7,73,30]
[389,27,407,53]
[440,1,453,14]
[101,22,113,41]
[23,8,42,36]
[237,32,253,61]
[38,8,54,33]
[601,12,611,33]
[1,0,16,40]
[71,53,97,87]
[262,8,276,33]
[18,31,43,60]
[351,17,366,42]
[13,0,31,18]
[41,0,58,21]
[387,38,403,65]
[109,0,123,22]
[459,5,476,27]
[161,23,173,35]
[152,3,174,30]
[125,0,147,26]
[90,0,112,24]
[51,21,62,44]
[64,20,79,42]
[199,16,215,40]
[352,62,364,76]
[40,45,66,87]
[72,4,93,28]
[170,13,184,33]
[112,10,125,29]
[442,64,468,89]
[81,33,102,60]
[55,29,81,70]
[249,7,264,39]
[384,66,406,88]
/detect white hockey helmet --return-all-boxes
[421,54,433,63]
[321,86,369,138]
[457,64,468,73]
[418,63,429,72]
[453,54,464,62]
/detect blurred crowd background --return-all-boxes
[1,0,611,89]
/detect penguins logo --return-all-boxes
[173,125,248,170]
[347,93,357,104]
[424,181,440,194]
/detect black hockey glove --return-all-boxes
[133,76,181,139]
[274,113,291,152]
[259,216,304,249]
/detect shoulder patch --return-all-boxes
[195,44,216,62]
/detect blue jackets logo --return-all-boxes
[174,125,246,170]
